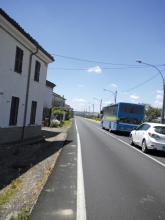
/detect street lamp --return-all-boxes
[104,89,117,104]
[136,60,165,124]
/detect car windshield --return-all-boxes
[154,126,165,135]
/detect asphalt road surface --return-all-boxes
[76,116,165,220]
[30,117,165,220]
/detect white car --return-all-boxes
[129,122,165,153]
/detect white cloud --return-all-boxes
[129,94,140,103]
[130,95,140,100]
[154,90,163,107]
[87,65,102,74]
[111,83,118,89]
[156,90,163,94]
[103,100,111,105]
[73,98,86,103]
[67,98,87,111]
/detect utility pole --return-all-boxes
[104,89,117,104]
[136,60,165,124]
[93,97,102,114]
[100,99,102,113]
[93,103,94,115]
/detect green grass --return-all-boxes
[0,178,22,207]
[61,120,72,128]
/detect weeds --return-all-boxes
[0,178,22,207]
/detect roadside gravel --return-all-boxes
[0,126,70,220]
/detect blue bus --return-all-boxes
[101,102,145,132]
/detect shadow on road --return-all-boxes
[148,150,165,158]
[113,131,130,137]
[0,129,72,190]
[132,144,165,158]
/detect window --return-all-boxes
[34,61,41,82]
[119,118,142,124]
[120,104,144,114]
[136,124,150,131]
[14,46,23,73]
[9,96,19,125]
[154,126,165,135]
[30,101,37,124]
[104,105,117,116]
[142,124,150,130]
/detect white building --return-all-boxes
[43,80,56,126]
[52,93,66,108]
[0,9,54,144]
[44,80,56,110]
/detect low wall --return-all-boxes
[0,125,41,144]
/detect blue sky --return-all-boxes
[1,0,165,111]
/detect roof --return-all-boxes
[53,92,66,100]
[0,8,54,61]
[104,102,145,108]
[46,80,56,88]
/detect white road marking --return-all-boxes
[96,127,165,168]
[75,120,87,220]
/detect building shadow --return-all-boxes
[0,130,72,190]
[41,129,60,139]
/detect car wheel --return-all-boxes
[101,122,104,129]
[129,135,134,146]
[142,140,148,153]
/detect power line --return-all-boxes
[48,66,149,71]
[125,68,165,92]
[52,54,165,68]
[53,54,144,67]
[124,73,159,92]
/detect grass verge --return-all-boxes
[61,119,72,128]
[10,208,30,220]
[0,178,22,207]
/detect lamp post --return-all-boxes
[104,89,117,104]
[136,60,165,124]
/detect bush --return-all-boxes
[52,107,65,122]
[50,119,60,128]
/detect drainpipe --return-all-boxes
[21,47,38,141]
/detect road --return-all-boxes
[76,116,165,220]
[30,116,165,220]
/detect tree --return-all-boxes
[52,107,65,122]
[145,105,161,122]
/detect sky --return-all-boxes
[1,0,165,111]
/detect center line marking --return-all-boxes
[96,127,165,168]
[75,119,87,220]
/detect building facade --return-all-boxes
[52,92,66,108]
[0,9,54,144]
[43,80,56,126]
